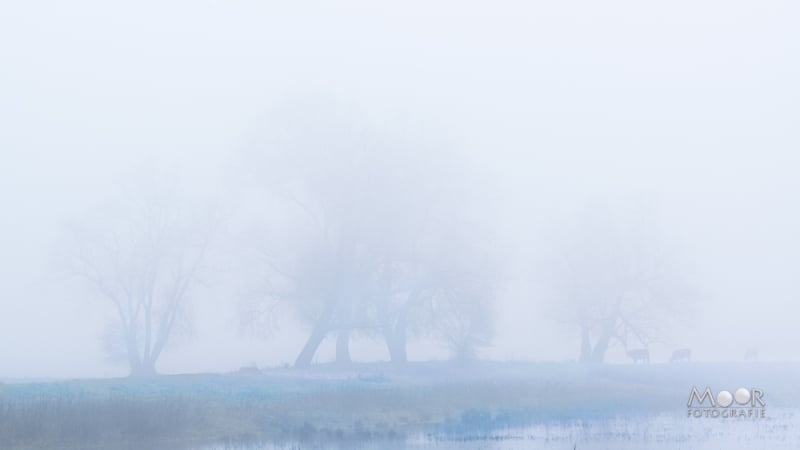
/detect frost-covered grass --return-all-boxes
[0,361,797,449]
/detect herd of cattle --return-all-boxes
[624,347,760,363]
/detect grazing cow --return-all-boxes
[626,348,649,364]
[670,348,691,363]
[237,365,260,375]
[745,347,758,362]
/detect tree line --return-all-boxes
[62,105,690,376]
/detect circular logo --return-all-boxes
[717,390,733,407]
[735,388,751,405]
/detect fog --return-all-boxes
[2,0,799,379]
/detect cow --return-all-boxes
[670,348,691,363]
[626,348,649,364]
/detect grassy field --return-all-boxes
[0,361,797,449]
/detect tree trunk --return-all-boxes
[294,324,327,367]
[384,324,407,365]
[336,330,351,365]
[294,301,337,368]
[130,360,157,377]
[590,330,612,363]
[125,331,148,376]
[579,324,592,363]
[381,304,409,365]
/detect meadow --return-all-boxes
[0,362,797,449]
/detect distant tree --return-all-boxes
[372,214,497,363]
[280,231,377,367]
[243,99,497,366]
[426,257,495,361]
[545,204,690,363]
[64,173,215,376]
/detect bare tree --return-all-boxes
[544,204,690,363]
[371,215,497,363]
[64,173,215,376]
[243,99,497,366]
[428,268,495,361]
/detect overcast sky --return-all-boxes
[1,0,799,378]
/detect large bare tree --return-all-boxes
[371,213,497,363]
[65,174,215,376]
[243,99,497,366]
[545,204,690,363]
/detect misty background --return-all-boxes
[1,0,798,378]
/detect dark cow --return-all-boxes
[626,348,649,364]
[670,348,691,363]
